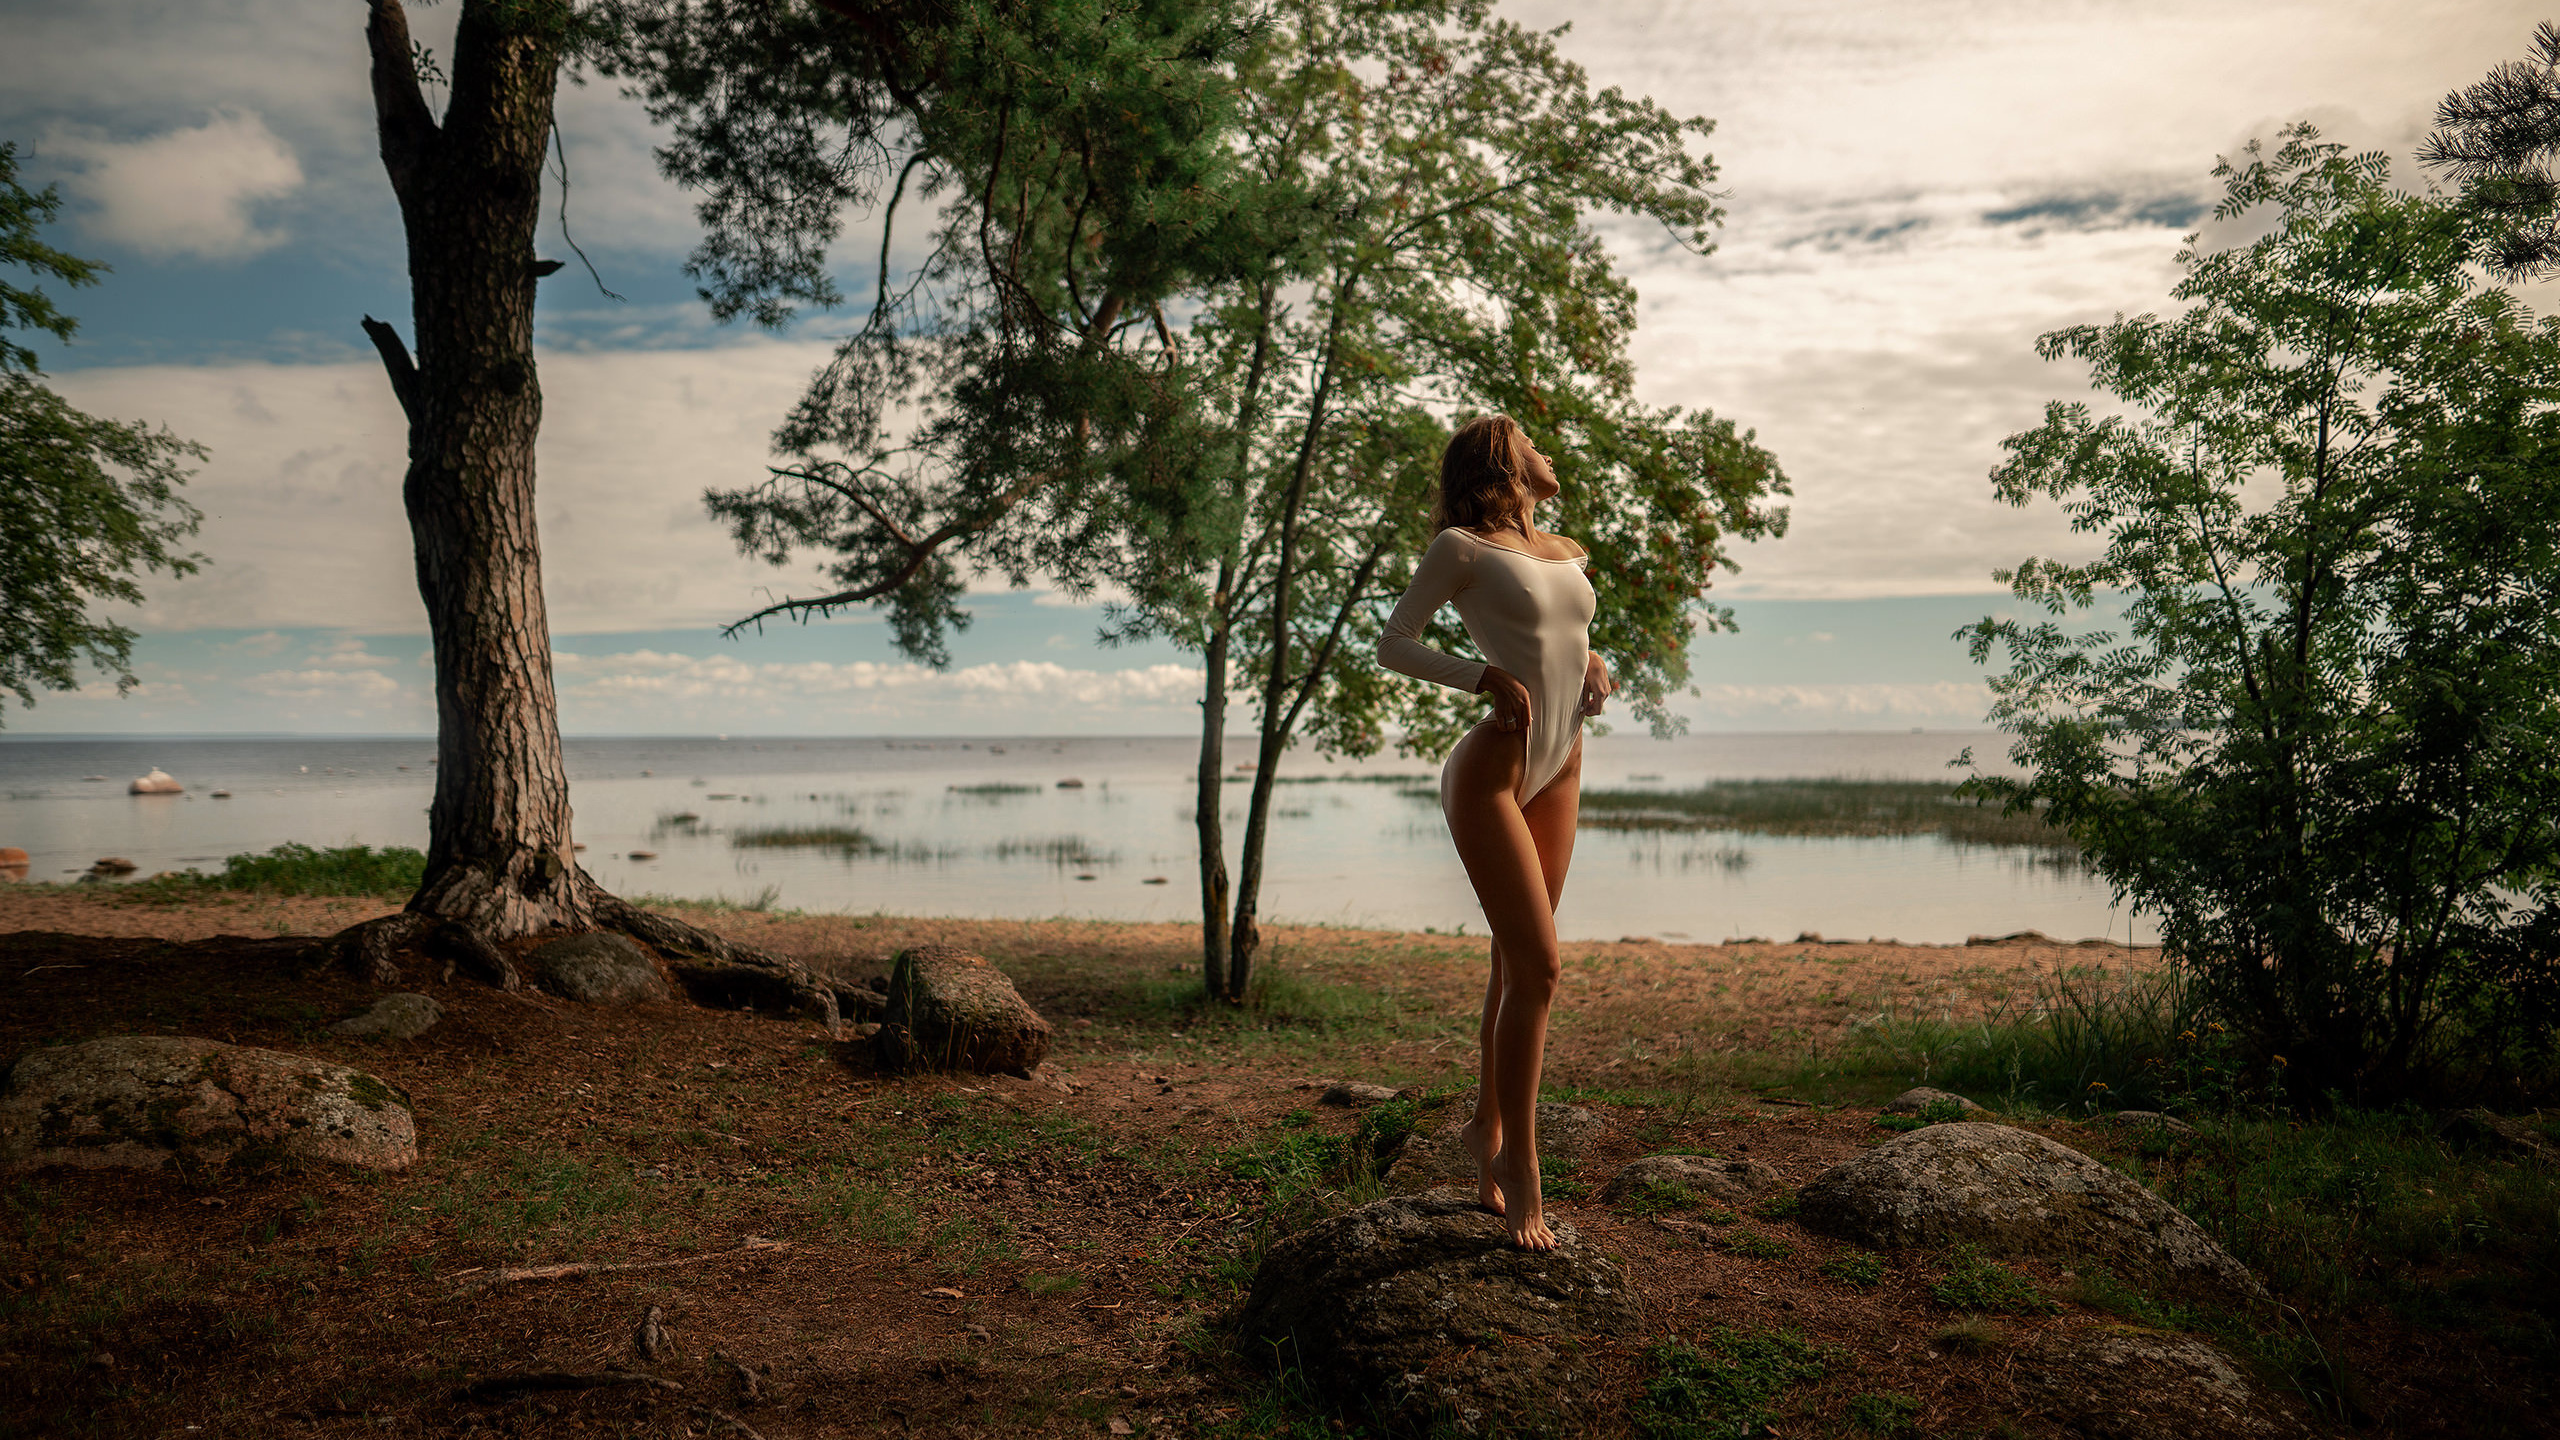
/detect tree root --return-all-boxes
[691,1404,771,1440]
[595,893,841,1034]
[322,912,520,990]
[455,1371,681,1402]
[450,1237,790,1296]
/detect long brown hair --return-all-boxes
[1432,414,1533,538]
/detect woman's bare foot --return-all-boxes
[1485,1150,1555,1251]
[1458,1115,1505,1215]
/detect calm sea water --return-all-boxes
[0,732,2150,945]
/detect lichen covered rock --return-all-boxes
[1599,1152,1781,1209]
[871,945,1050,1078]
[1882,1086,1990,1117]
[2011,1326,2311,1438]
[523,933,668,1004]
[1236,1190,1642,1433]
[0,1035,417,1173]
[1799,1122,2261,1307]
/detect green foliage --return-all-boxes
[2067,1267,2201,1332]
[2158,1107,2560,1346]
[1834,963,2228,1115]
[1819,1251,1886,1288]
[0,142,205,723]
[1582,779,2067,849]
[1846,1392,1923,1436]
[1930,1249,2057,1314]
[135,844,428,899]
[2421,21,2560,280]
[1636,1328,1827,1438]
[1752,1191,1800,1221]
[1622,1177,1706,1216]
[1963,126,2560,1104]
[1873,1096,1976,1133]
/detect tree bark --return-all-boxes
[331,1,836,1031]
[1226,295,1349,998]
[1196,597,1234,999]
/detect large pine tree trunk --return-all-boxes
[331,0,835,1029]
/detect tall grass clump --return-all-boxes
[134,843,427,898]
[731,825,881,852]
[1834,963,2213,1114]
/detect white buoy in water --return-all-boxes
[128,768,183,795]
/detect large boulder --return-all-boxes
[1236,1190,1642,1434]
[523,933,668,1004]
[2010,1326,2312,1438]
[1882,1086,1990,1117]
[871,945,1050,1078]
[0,1035,417,1173]
[1385,1095,1607,1194]
[1799,1123,2261,1307]
[1600,1153,1781,1210]
[330,993,442,1041]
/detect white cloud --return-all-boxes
[43,110,303,260]
[245,667,403,703]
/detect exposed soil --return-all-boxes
[0,889,2529,1438]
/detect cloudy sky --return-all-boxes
[0,0,2542,735]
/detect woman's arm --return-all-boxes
[1377,531,1488,693]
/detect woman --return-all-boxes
[1377,415,1612,1251]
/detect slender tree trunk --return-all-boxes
[332,0,837,1027]
[1227,297,1348,997]
[1196,594,1234,999]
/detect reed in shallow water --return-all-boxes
[1576,778,2068,849]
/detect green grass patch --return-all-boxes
[1724,1232,1794,1261]
[1846,1391,1923,1435]
[1930,1249,2057,1314]
[128,842,426,898]
[1019,1271,1084,1296]
[1622,1178,1707,1217]
[1752,1191,1801,1221]
[1578,778,2068,849]
[1636,1327,1828,1438]
[1819,1251,1886,1287]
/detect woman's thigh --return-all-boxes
[1520,735,1582,910]
[1439,724,1556,956]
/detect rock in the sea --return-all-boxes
[1599,1153,1781,1209]
[329,993,443,1041]
[127,769,183,795]
[0,1035,417,1173]
[1236,1190,1641,1434]
[1882,1086,1990,1117]
[1385,1095,1608,1194]
[1321,1080,1403,1107]
[871,945,1051,1078]
[1799,1122,2262,1307]
[523,933,669,1004]
[2012,1326,2311,1438]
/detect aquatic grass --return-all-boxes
[126,843,427,899]
[732,825,881,852]
[1578,778,2069,849]
[946,782,1041,797]
[986,835,1117,867]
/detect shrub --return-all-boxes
[1965,126,2560,1105]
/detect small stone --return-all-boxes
[1319,1081,1401,1107]
[522,933,668,1005]
[1880,1086,1990,1117]
[329,993,442,1041]
[633,1305,675,1362]
[1107,1420,1132,1436]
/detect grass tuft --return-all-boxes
[130,843,427,899]
[1636,1327,1828,1438]
[1930,1249,2057,1314]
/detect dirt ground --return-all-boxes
[0,888,2508,1438]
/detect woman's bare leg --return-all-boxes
[1460,939,1506,1212]
[1442,727,1582,1249]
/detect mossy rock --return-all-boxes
[523,933,668,1005]
[2010,1325,2312,1438]
[1798,1123,2262,1309]
[872,945,1051,1078]
[0,1035,417,1174]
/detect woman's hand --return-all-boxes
[1477,665,1532,732]
[1580,651,1614,716]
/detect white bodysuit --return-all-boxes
[1377,527,1598,806]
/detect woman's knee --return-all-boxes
[1503,948,1562,1001]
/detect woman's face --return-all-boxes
[1517,430,1560,504]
